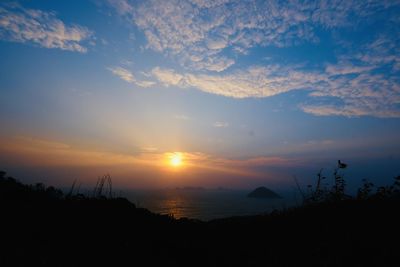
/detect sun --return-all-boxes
[170,153,183,167]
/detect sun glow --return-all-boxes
[170,152,183,167]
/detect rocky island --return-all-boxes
[247,186,282,199]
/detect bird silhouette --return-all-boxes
[338,160,347,169]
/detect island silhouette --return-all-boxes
[247,186,282,199]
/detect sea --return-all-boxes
[124,189,300,221]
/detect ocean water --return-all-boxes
[124,189,299,221]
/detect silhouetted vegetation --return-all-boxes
[1,165,399,266]
[0,170,64,201]
[305,160,400,203]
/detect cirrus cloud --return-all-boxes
[150,59,400,118]
[108,0,399,72]
[0,3,93,53]
[108,66,156,88]
[106,0,400,118]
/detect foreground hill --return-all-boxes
[1,172,400,266]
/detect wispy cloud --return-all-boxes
[213,121,229,128]
[0,135,295,178]
[107,0,133,15]
[108,0,398,72]
[108,66,135,83]
[174,114,190,121]
[151,67,184,87]
[149,60,400,117]
[301,34,400,118]
[109,0,317,71]
[108,66,156,88]
[106,0,400,118]
[140,146,158,153]
[325,64,374,76]
[151,65,321,98]
[0,3,93,53]
[301,70,400,118]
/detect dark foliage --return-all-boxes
[1,169,400,267]
[305,160,400,203]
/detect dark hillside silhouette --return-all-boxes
[1,168,400,267]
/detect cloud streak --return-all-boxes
[0,135,297,180]
[108,66,156,88]
[0,3,93,53]
[149,59,400,117]
[151,65,322,98]
[213,121,229,128]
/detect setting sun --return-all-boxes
[170,153,183,167]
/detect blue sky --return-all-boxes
[0,0,399,190]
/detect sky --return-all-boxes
[0,0,399,191]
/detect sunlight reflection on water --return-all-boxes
[126,189,298,221]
